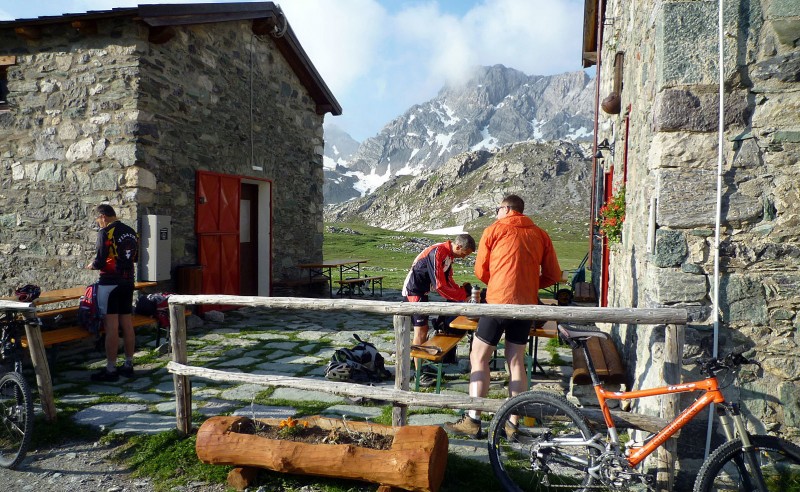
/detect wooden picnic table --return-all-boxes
[449,297,559,381]
[297,259,369,297]
[1,281,156,421]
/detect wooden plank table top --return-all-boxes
[2,281,157,306]
[449,315,478,331]
[449,307,559,380]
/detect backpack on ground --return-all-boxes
[77,282,102,335]
[325,334,391,383]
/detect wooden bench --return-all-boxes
[36,306,82,319]
[573,281,598,304]
[336,276,384,297]
[410,332,466,393]
[571,335,626,385]
[21,313,163,349]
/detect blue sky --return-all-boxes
[0,0,587,141]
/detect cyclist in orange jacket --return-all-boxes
[446,195,562,438]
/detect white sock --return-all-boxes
[468,410,480,421]
[106,361,116,372]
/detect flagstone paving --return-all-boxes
[37,289,573,465]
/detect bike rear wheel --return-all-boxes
[488,391,600,491]
[0,372,34,469]
[694,435,800,491]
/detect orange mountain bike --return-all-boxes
[488,323,800,491]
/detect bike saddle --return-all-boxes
[557,322,609,341]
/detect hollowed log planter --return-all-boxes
[196,415,449,492]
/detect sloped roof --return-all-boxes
[0,2,341,115]
[581,0,601,68]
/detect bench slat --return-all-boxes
[336,276,385,284]
[36,306,80,318]
[336,276,385,297]
[20,313,181,349]
[411,333,464,362]
[571,337,626,385]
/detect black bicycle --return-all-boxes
[0,309,34,469]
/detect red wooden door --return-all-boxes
[196,172,241,300]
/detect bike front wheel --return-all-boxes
[694,434,800,491]
[488,391,600,491]
[0,372,34,469]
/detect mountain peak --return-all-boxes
[324,66,595,204]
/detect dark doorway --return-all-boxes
[239,183,259,295]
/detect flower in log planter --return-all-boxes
[196,415,449,492]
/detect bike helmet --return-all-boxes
[324,361,351,382]
[15,284,41,302]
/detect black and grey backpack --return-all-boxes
[324,334,391,383]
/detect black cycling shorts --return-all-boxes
[475,316,531,347]
[105,284,134,315]
[407,294,429,326]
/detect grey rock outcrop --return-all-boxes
[324,140,591,232]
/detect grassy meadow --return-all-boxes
[323,220,589,296]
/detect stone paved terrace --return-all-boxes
[34,289,576,465]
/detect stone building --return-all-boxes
[0,3,340,297]
[583,0,800,470]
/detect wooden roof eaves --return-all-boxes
[0,2,342,116]
[582,0,599,68]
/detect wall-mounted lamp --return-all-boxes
[595,138,614,159]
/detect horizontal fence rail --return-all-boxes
[168,294,688,491]
[0,300,36,312]
[167,361,674,434]
[168,295,688,325]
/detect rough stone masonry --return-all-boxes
[0,15,326,291]
[596,0,800,441]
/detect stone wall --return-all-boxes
[595,0,800,445]
[135,20,325,283]
[0,19,144,291]
[0,17,324,293]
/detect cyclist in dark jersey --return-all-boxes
[402,234,475,386]
[86,204,139,382]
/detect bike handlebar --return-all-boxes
[683,345,762,376]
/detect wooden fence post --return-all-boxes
[657,323,685,491]
[169,303,192,435]
[23,316,57,421]
[393,314,411,427]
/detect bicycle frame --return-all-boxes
[0,311,27,375]
[594,376,725,466]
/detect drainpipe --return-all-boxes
[705,0,726,460]
[588,0,606,270]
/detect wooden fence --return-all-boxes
[167,294,688,490]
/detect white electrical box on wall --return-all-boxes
[139,215,171,281]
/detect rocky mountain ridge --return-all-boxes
[324,139,592,233]
[323,65,595,205]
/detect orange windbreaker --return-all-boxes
[474,212,562,305]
